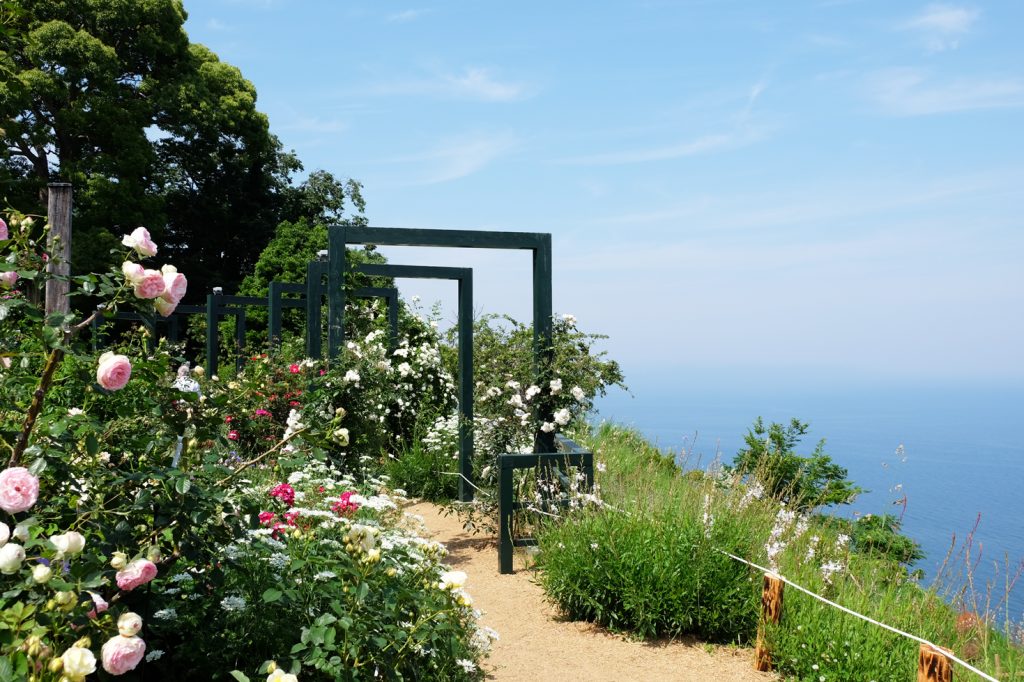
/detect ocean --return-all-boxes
[594,370,1024,624]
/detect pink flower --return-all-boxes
[254,409,270,417]
[227,430,239,441]
[331,490,360,516]
[0,218,7,240]
[160,264,187,303]
[96,352,132,391]
[0,467,40,514]
[258,511,275,526]
[86,591,109,619]
[269,483,295,506]
[132,269,165,300]
[0,271,18,289]
[121,227,157,258]
[115,559,157,591]
[284,510,300,526]
[121,261,145,284]
[289,364,301,374]
[154,296,178,317]
[101,634,146,675]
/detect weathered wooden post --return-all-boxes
[45,182,72,315]
[917,644,953,682]
[754,573,784,671]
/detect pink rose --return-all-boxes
[0,218,7,240]
[132,269,165,300]
[101,635,146,675]
[0,467,40,514]
[153,297,178,317]
[121,261,145,284]
[289,364,300,374]
[115,558,157,591]
[0,271,18,289]
[159,264,187,303]
[96,352,132,391]
[122,227,157,257]
[86,591,109,619]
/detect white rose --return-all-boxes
[117,611,144,637]
[553,408,571,426]
[267,670,299,682]
[32,563,52,583]
[12,522,30,542]
[61,646,98,678]
[438,570,468,590]
[0,542,25,574]
[571,386,585,402]
[0,521,8,547]
[50,530,86,555]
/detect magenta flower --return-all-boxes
[269,483,295,506]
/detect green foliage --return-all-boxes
[729,417,863,510]
[534,423,1023,681]
[0,1,362,296]
[386,439,459,502]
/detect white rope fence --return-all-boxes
[714,549,999,682]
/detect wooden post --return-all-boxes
[754,573,784,671]
[917,644,953,682]
[45,183,73,315]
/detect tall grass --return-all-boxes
[534,423,1023,680]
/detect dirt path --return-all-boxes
[405,502,776,682]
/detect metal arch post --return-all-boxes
[353,262,475,503]
[328,225,555,455]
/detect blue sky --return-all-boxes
[183,1,1024,385]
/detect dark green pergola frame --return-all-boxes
[308,255,476,502]
[269,280,399,352]
[327,225,556,454]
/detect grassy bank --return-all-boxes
[534,423,1022,681]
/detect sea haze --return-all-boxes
[595,369,1024,623]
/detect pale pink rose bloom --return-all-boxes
[0,271,18,289]
[159,264,187,303]
[121,261,145,284]
[115,558,157,591]
[154,297,178,317]
[0,467,40,514]
[101,635,146,675]
[117,611,143,636]
[96,352,132,391]
[132,269,166,300]
[86,591,109,619]
[122,226,157,257]
[0,218,7,240]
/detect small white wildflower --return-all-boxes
[571,385,585,401]
[456,659,477,673]
[145,649,165,662]
[220,595,247,612]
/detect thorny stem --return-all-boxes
[8,308,104,467]
[215,427,309,486]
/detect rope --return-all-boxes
[715,549,1000,682]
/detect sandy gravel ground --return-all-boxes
[406,502,777,682]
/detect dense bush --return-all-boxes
[0,210,487,681]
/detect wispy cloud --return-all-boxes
[867,68,1024,115]
[386,8,431,23]
[552,126,768,166]
[369,67,530,102]
[902,4,979,52]
[278,116,348,134]
[382,131,519,185]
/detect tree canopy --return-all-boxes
[0,0,363,298]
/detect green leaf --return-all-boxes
[261,588,283,603]
[228,672,251,682]
[175,477,191,495]
[85,434,99,456]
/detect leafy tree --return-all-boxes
[730,417,862,510]
[0,0,359,297]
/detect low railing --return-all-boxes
[497,434,594,574]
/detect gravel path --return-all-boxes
[406,502,777,682]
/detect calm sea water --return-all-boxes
[595,371,1024,623]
